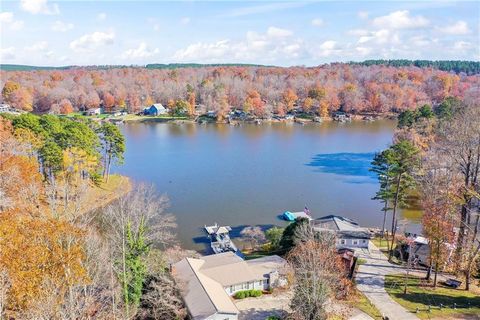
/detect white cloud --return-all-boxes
[453,41,472,51]
[311,18,324,27]
[180,17,190,25]
[173,27,303,63]
[0,47,16,61]
[266,26,293,38]
[223,2,306,17]
[410,36,430,47]
[437,21,470,35]
[372,10,429,29]
[70,31,115,52]
[120,42,159,60]
[26,41,48,52]
[358,11,369,19]
[0,12,24,30]
[357,29,399,45]
[97,13,107,21]
[347,29,369,36]
[0,12,14,23]
[51,20,74,32]
[355,46,372,56]
[20,0,59,15]
[316,40,342,57]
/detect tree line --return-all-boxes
[349,60,480,75]
[1,64,478,119]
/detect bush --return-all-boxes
[266,316,281,320]
[234,289,263,299]
[250,290,262,297]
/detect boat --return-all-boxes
[282,210,313,221]
[204,223,239,254]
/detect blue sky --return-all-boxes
[1,0,479,66]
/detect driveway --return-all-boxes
[236,291,291,320]
[236,290,374,320]
[355,243,419,320]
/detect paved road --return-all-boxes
[355,243,419,320]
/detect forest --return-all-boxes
[1,63,479,119]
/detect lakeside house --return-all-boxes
[86,107,103,116]
[172,252,287,320]
[0,104,11,113]
[144,103,167,116]
[311,215,371,249]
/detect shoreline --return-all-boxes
[120,112,397,125]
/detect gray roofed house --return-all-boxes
[144,103,167,116]
[311,215,371,249]
[172,252,287,320]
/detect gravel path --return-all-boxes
[355,243,419,320]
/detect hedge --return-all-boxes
[234,289,263,299]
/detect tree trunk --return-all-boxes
[382,200,388,239]
[389,174,402,261]
[433,261,438,288]
[121,221,129,318]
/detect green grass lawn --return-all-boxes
[384,274,480,319]
[347,289,383,319]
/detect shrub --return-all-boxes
[250,289,262,297]
[266,316,281,320]
[234,289,263,299]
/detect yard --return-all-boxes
[384,274,480,319]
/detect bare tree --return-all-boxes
[287,231,344,320]
[240,226,266,250]
[103,183,177,317]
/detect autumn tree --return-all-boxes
[421,167,457,287]
[283,88,298,112]
[288,231,344,320]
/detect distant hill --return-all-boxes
[145,63,271,69]
[1,60,479,74]
[348,60,480,75]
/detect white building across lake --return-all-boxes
[172,252,287,320]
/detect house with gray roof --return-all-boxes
[172,252,287,320]
[311,215,371,249]
[144,103,167,116]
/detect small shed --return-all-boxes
[144,103,167,116]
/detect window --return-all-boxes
[362,240,366,243]
[229,286,234,293]
[340,239,346,245]
[353,240,359,245]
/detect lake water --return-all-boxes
[115,120,421,251]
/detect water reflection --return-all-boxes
[306,152,377,184]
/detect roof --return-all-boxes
[245,255,288,279]
[312,215,371,239]
[173,257,239,320]
[150,103,165,109]
[173,252,287,319]
[200,252,260,286]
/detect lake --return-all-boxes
[115,120,421,251]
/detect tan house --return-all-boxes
[172,252,287,320]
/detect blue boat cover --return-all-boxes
[283,211,295,221]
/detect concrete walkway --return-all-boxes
[355,243,419,320]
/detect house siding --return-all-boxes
[337,238,369,249]
[204,313,238,320]
[224,279,267,295]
